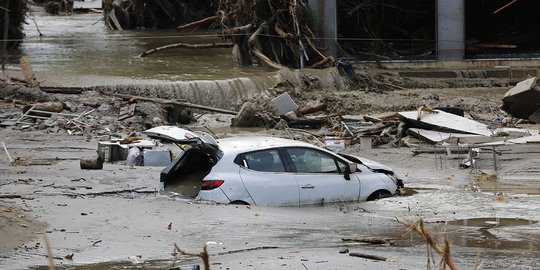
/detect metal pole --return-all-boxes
[492,146,498,171]
[492,146,499,196]
[469,147,474,172]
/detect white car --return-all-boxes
[146,126,403,207]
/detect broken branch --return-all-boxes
[177,16,217,30]
[139,42,233,57]
[251,48,285,70]
[0,194,22,199]
[341,237,390,245]
[349,252,387,261]
[274,22,294,39]
[2,141,13,163]
[308,57,333,69]
[173,243,210,270]
[248,22,267,47]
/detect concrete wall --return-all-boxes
[308,0,337,57]
[437,0,465,61]
[356,59,540,79]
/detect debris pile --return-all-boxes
[224,75,540,177]
[216,0,332,69]
[103,0,215,30]
[1,54,538,176]
[123,0,333,69]
[0,86,204,136]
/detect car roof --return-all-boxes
[216,136,315,154]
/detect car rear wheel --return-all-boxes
[230,200,250,205]
[367,190,391,201]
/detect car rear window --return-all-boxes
[241,150,286,172]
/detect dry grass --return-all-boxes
[400,218,486,269]
[171,243,210,270]
[400,218,459,270]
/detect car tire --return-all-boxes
[367,190,391,201]
[230,200,250,205]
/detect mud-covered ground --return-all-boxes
[1,76,540,269]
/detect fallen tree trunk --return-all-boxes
[139,42,234,57]
[23,102,64,114]
[100,91,239,115]
[40,86,83,94]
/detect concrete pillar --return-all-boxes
[308,0,338,57]
[437,0,465,60]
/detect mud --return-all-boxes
[1,121,540,270]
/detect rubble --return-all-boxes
[398,109,492,136]
[80,154,104,170]
[501,77,540,122]
[2,62,540,179]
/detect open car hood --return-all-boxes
[144,126,219,149]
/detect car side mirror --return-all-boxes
[344,163,357,180]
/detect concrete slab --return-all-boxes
[501,77,540,119]
[398,110,492,136]
[407,128,481,144]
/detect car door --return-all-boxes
[238,149,300,207]
[283,147,360,205]
[150,126,223,193]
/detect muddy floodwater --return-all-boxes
[10,7,270,86]
[0,129,539,270]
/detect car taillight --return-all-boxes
[201,180,224,190]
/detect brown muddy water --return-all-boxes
[7,6,282,109]
[10,7,271,86]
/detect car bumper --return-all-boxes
[197,188,231,204]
